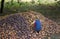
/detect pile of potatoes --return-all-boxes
[0,11,60,39]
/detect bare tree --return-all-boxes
[0,0,5,13]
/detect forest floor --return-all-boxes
[0,11,60,39]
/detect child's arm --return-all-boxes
[31,20,35,25]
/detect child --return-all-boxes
[34,19,42,33]
[31,19,42,33]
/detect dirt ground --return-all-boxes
[0,11,60,39]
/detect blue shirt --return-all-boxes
[34,19,42,31]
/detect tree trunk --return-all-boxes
[0,0,5,13]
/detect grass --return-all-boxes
[0,1,60,22]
